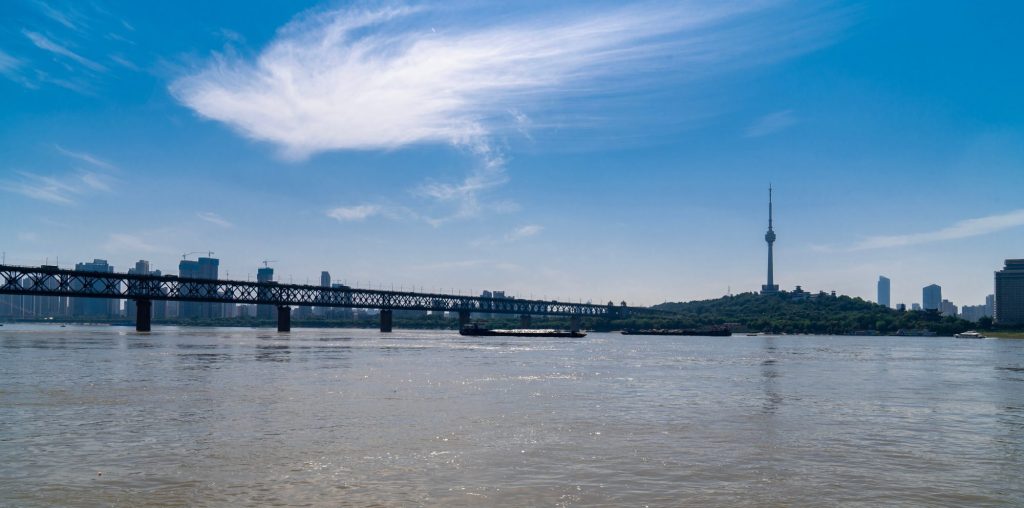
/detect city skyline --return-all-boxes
[2,1,1023,307]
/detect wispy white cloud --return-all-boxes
[36,2,80,31]
[78,171,112,191]
[105,32,135,45]
[506,224,543,241]
[471,224,544,247]
[5,172,79,205]
[171,2,824,159]
[197,211,233,228]
[845,209,1024,251]
[326,204,383,222]
[108,54,139,70]
[55,145,116,169]
[415,141,510,225]
[104,233,158,253]
[23,30,106,72]
[745,109,797,138]
[0,49,22,74]
[3,168,115,205]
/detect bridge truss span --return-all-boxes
[0,264,646,331]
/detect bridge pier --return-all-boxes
[519,314,531,328]
[134,298,152,332]
[380,309,393,332]
[458,310,471,329]
[277,305,291,332]
[569,315,582,333]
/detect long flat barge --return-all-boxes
[460,325,586,338]
[621,328,732,337]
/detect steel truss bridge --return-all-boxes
[0,264,647,332]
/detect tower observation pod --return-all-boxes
[761,186,779,294]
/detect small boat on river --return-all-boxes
[460,324,586,338]
[954,330,986,339]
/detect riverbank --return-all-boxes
[988,331,1024,339]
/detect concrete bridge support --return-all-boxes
[380,309,393,332]
[569,315,582,333]
[519,314,531,328]
[134,298,152,332]
[458,310,471,329]
[277,305,291,332]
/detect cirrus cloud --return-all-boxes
[811,209,1024,253]
[326,204,383,221]
[170,2,842,160]
[197,211,233,228]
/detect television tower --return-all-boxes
[761,185,779,294]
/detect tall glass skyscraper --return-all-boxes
[256,266,275,320]
[995,259,1024,325]
[877,276,891,308]
[922,284,942,311]
[71,259,118,318]
[179,256,220,319]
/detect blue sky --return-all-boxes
[1,1,1022,308]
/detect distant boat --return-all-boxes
[954,331,985,339]
[895,328,937,337]
[622,328,731,337]
[460,324,585,338]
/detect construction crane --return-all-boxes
[182,251,214,260]
[261,259,278,268]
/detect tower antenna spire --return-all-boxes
[762,185,779,294]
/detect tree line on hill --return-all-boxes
[641,291,985,336]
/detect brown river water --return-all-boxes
[1,324,1022,506]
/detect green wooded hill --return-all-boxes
[646,290,978,336]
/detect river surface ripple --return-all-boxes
[1,324,1023,506]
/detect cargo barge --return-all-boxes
[621,328,732,337]
[460,324,586,338]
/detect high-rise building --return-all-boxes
[986,294,995,318]
[18,265,68,319]
[256,266,275,320]
[960,304,990,322]
[995,259,1024,325]
[126,260,166,321]
[0,293,12,317]
[761,186,779,294]
[877,276,891,308]
[179,256,221,319]
[294,305,313,319]
[922,284,941,311]
[71,259,118,318]
[939,299,957,317]
[314,271,332,317]
[911,303,921,311]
